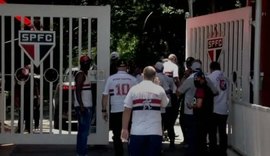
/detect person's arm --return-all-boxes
[206,77,219,96]
[101,94,109,121]
[121,107,132,141]
[174,77,181,89]
[75,72,86,112]
[178,78,191,95]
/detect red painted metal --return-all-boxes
[0,0,32,27]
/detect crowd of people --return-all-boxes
[100,52,230,156]
[15,51,229,156]
[74,52,230,156]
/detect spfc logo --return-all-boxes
[19,30,55,66]
[208,37,223,62]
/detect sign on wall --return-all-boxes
[208,37,223,62]
[19,30,56,66]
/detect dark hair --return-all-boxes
[210,61,221,71]
[186,57,195,67]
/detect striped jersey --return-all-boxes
[74,71,93,107]
[124,80,169,136]
[103,71,137,113]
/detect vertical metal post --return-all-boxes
[188,0,194,17]
[253,0,262,104]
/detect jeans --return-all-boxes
[128,135,162,156]
[209,113,228,155]
[75,107,92,156]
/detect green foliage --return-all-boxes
[116,33,138,60]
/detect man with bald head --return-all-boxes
[121,66,169,156]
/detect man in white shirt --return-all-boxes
[121,66,169,156]
[74,55,93,156]
[208,61,230,156]
[162,54,180,148]
[102,59,137,156]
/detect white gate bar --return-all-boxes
[59,17,64,134]
[233,21,238,85]
[253,0,262,104]
[30,62,34,133]
[68,17,73,134]
[1,16,5,133]
[49,17,54,133]
[238,20,244,88]
[229,21,234,87]
[79,17,82,58]
[96,8,111,143]
[40,16,44,133]
[199,27,204,65]
[224,22,230,77]
[10,16,15,133]
[88,18,92,57]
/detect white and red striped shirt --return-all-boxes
[74,71,93,107]
[124,80,169,136]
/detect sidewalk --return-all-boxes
[0,142,241,156]
[0,123,185,156]
[1,142,187,156]
[0,124,241,156]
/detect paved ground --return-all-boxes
[0,143,241,156]
[1,142,187,156]
[0,123,241,156]
[0,121,186,156]
[1,109,240,156]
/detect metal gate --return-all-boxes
[186,7,252,103]
[0,4,110,144]
[186,7,253,153]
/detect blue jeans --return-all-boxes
[75,107,92,156]
[128,135,162,156]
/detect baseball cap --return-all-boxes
[80,55,91,64]
[111,51,119,60]
[191,61,201,71]
[154,62,164,72]
[194,70,205,79]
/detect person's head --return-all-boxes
[25,64,31,70]
[80,55,92,71]
[191,60,202,72]
[116,58,128,71]
[194,70,206,88]
[16,66,30,82]
[168,54,177,64]
[210,61,221,72]
[142,66,156,81]
[185,56,195,69]
[154,62,164,73]
[110,51,119,61]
